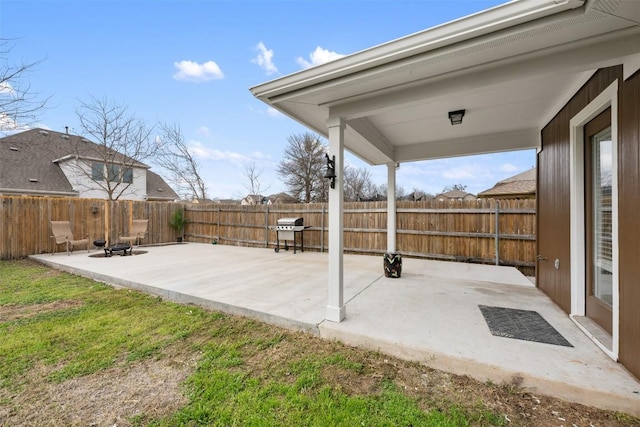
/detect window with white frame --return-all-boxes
[91,162,134,184]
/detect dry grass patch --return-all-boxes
[0,300,83,323]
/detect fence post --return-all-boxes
[216,207,221,242]
[321,205,325,253]
[494,200,500,265]
[265,206,269,248]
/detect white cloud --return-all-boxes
[442,164,484,180]
[173,60,224,82]
[397,163,439,177]
[266,107,283,118]
[296,46,345,69]
[252,42,278,75]
[0,81,15,95]
[248,151,272,160]
[196,126,210,137]
[499,163,519,173]
[0,113,30,132]
[248,104,284,118]
[207,150,248,163]
[0,113,17,131]
[189,141,246,161]
[397,160,494,193]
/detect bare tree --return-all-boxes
[72,95,157,201]
[409,188,433,201]
[344,165,376,201]
[442,183,468,192]
[243,161,270,196]
[277,133,327,203]
[154,123,207,201]
[376,183,407,200]
[0,40,47,131]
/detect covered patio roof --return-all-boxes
[251,0,640,324]
[251,0,640,165]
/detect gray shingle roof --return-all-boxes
[0,129,78,196]
[477,168,536,199]
[434,189,476,200]
[0,128,176,199]
[267,192,298,204]
[146,170,179,201]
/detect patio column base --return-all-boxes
[326,305,346,323]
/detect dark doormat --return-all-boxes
[478,305,573,347]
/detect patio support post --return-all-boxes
[386,162,397,252]
[326,117,346,322]
[494,200,500,265]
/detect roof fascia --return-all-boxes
[146,196,176,201]
[0,188,79,197]
[250,0,585,101]
[53,154,150,169]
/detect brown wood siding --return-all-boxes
[539,65,640,380]
[619,69,640,379]
[538,66,622,314]
[538,115,571,312]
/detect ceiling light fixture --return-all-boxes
[448,109,465,125]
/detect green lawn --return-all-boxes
[1,259,635,426]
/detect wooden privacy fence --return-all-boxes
[0,196,181,259]
[186,199,536,276]
[1,196,536,275]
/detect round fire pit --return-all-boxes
[93,239,106,248]
[104,243,131,257]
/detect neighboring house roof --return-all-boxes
[191,197,218,204]
[358,193,387,202]
[1,129,79,196]
[0,128,176,200]
[216,198,240,204]
[478,168,536,199]
[268,192,298,204]
[399,191,431,202]
[146,170,179,201]
[434,190,476,201]
[241,194,270,205]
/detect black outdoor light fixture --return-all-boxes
[448,109,465,125]
[324,153,336,189]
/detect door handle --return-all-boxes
[536,255,548,261]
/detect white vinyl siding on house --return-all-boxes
[58,158,148,200]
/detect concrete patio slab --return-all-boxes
[30,243,640,416]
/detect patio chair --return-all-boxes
[119,219,148,247]
[50,221,89,255]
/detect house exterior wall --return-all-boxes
[618,69,640,379]
[58,158,147,201]
[539,65,640,379]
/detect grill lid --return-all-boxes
[277,217,303,226]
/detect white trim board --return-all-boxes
[569,80,619,360]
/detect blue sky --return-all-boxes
[1,0,535,199]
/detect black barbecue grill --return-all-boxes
[273,217,308,254]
